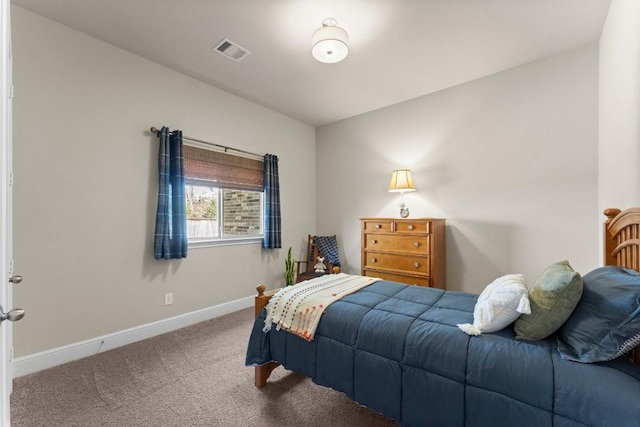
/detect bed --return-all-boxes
[246,207,640,426]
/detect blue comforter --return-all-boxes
[246,281,640,427]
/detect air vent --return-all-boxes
[213,38,251,62]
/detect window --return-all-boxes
[184,144,264,247]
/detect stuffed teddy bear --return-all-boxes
[314,257,326,273]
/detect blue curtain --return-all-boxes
[263,154,281,249]
[154,127,188,260]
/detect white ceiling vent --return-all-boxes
[213,38,251,62]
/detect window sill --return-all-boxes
[189,236,263,249]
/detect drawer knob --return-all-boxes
[375,224,382,229]
[371,258,377,263]
[414,262,420,268]
[414,242,420,248]
[408,225,414,230]
[371,239,377,244]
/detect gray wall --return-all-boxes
[599,0,640,215]
[11,7,316,357]
[317,45,600,294]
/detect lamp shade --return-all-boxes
[388,169,416,193]
[312,18,349,64]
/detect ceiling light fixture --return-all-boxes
[311,18,349,64]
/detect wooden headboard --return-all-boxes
[603,207,640,365]
[604,208,640,271]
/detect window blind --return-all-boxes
[183,144,264,191]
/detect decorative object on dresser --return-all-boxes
[360,217,446,288]
[388,169,416,218]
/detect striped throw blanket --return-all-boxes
[263,273,380,341]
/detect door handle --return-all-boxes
[0,305,25,323]
[9,275,22,284]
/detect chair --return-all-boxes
[295,235,341,283]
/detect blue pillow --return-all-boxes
[557,266,640,363]
[313,235,341,267]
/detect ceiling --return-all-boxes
[12,0,612,127]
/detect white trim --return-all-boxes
[189,236,262,249]
[12,295,254,378]
[0,1,11,425]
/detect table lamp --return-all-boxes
[388,169,416,218]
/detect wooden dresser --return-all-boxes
[360,218,446,289]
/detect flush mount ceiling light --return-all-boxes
[311,18,349,64]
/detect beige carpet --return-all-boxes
[11,307,398,426]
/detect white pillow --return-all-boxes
[458,274,531,336]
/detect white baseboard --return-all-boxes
[12,295,254,378]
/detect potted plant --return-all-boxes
[285,247,295,286]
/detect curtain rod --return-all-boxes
[149,127,264,159]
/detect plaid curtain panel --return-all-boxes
[263,154,281,249]
[154,127,188,260]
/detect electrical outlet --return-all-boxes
[164,292,173,306]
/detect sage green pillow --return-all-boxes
[514,260,583,341]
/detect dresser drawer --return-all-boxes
[364,270,430,287]
[365,234,430,254]
[393,221,430,234]
[364,252,430,275]
[362,219,393,233]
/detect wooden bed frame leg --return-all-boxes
[254,284,281,387]
[255,361,280,388]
